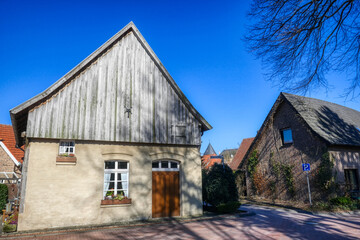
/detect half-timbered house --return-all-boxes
[10,22,211,231]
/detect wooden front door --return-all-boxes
[152,171,180,218]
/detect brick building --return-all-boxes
[241,93,360,201]
[0,124,24,201]
[229,137,254,171]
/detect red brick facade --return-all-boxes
[244,100,327,201]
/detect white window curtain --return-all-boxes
[103,173,111,198]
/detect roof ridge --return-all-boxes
[281,92,360,114]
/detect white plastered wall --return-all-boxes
[18,140,202,231]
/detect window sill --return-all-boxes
[56,156,77,164]
[280,143,293,149]
[101,198,132,205]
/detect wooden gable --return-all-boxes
[11,22,211,146]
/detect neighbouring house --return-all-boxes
[201,143,221,170]
[219,148,237,165]
[0,124,23,203]
[10,22,211,231]
[229,138,254,171]
[240,92,360,202]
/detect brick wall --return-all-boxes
[245,100,327,201]
[0,146,17,173]
[0,146,21,201]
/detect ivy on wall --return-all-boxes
[0,184,8,210]
[281,164,295,197]
[315,152,338,197]
[269,151,295,198]
[247,150,259,192]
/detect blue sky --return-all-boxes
[1,0,359,154]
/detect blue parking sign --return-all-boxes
[302,163,310,171]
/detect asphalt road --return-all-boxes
[1,204,360,239]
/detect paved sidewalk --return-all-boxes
[1,204,360,239]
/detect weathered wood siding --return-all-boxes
[27,32,201,145]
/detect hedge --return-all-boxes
[0,184,8,210]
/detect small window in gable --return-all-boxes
[59,140,75,155]
[280,128,293,145]
[172,124,187,144]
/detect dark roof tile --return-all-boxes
[283,93,360,146]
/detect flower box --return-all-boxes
[101,198,132,205]
[56,156,77,163]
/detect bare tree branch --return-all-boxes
[245,0,360,98]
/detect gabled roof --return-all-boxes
[219,148,237,158]
[10,22,212,145]
[282,93,360,146]
[0,124,24,165]
[203,143,216,155]
[229,137,254,171]
[241,92,360,169]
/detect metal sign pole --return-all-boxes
[306,171,312,206]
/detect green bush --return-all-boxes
[316,152,338,196]
[312,201,331,211]
[329,196,352,206]
[202,169,209,204]
[217,201,241,213]
[203,164,238,206]
[0,184,8,210]
[3,223,17,233]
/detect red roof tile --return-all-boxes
[229,137,254,171]
[201,154,222,170]
[0,124,24,163]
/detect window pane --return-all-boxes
[105,162,115,169]
[104,173,111,181]
[345,169,359,190]
[117,190,128,197]
[118,162,128,169]
[282,129,293,143]
[117,190,125,196]
[118,181,128,190]
[118,173,127,181]
[171,162,178,169]
[161,161,169,168]
[109,182,114,190]
[110,173,115,181]
[69,148,73,153]
[70,141,75,146]
[152,162,159,168]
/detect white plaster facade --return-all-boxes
[330,148,360,186]
[18,140,203,231]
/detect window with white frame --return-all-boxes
[152,160,179,171]
[103,161,129,199]
[59,141,75,155]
